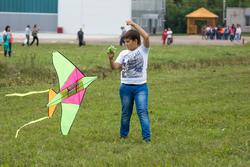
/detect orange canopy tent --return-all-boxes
[186,7,218,34]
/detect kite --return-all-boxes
[7,51,97,138]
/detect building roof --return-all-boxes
[186,7,218,18]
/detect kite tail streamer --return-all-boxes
[6,89,49,97]
[15,116,49,138]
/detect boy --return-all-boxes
[108,20,151,142]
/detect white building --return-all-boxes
[227,7,250,32]
[0,0,165,35]
[58,0,131,35]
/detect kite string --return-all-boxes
[15,116,49,138]
[5,89,49,97]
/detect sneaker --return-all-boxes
[120,136,128,139]
[144,139,151,143]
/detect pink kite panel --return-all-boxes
[61,68,85,105]
[62,90,85,105]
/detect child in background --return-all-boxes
[0,33,3,45]
[3,25,12,57]
[162,29,167,45]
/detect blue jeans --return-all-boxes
[119,83,151,141]
[235,33,241,41]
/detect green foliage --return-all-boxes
[0,43,250,166]
[227,0,250,7]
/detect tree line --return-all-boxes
[165,0,250,33]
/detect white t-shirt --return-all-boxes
[236,27,241,34]
[167,30,173,38]
[25,27,31,35]
[115,44,149,84]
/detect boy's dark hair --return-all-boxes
[124,29,141,45]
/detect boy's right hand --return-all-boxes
[126,20,135,27]
[108,52,114,60]
[107,45,116,60]
[107,45,116,54]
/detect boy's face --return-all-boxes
[124,38,138,51]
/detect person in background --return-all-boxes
[235,24,242,41]
[217,26,224,40]
[30,24,39,46]
[77,28,85,47]
[201,25,207,40]
[224,26,230,40]
[210,26,216,40]
[206,25,211,40]
[24,25,31,46]
[3,25,12,57]
[119,26,126,46]
[0,33,2,46]
[167,28,173,45]
[108,20,151,142]
[161,28,168,45]
[229,24,236,42]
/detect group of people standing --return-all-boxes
[161,28,173,45]
[201,24,242,42]
[1,23,85,57]
[1,24,39,57]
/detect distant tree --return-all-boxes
[165,0,188,33]
[207,0,217,6]
[173,0,182,6]
[227,0,250,7]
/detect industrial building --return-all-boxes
[132,0,165,34]
[226,7,250,32]
[0,0,58,32]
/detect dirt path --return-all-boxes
[12,33,249,46]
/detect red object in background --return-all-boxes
[162,29,168,45]
[57,27,63,33]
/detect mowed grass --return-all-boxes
[0,43,250,166]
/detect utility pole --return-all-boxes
[223,0,226,25]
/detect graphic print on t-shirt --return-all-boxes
[122,50,143,78]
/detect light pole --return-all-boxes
[223,0,226,25]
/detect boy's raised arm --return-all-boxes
[126,20,150,48]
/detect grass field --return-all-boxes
[0,43,250,166]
